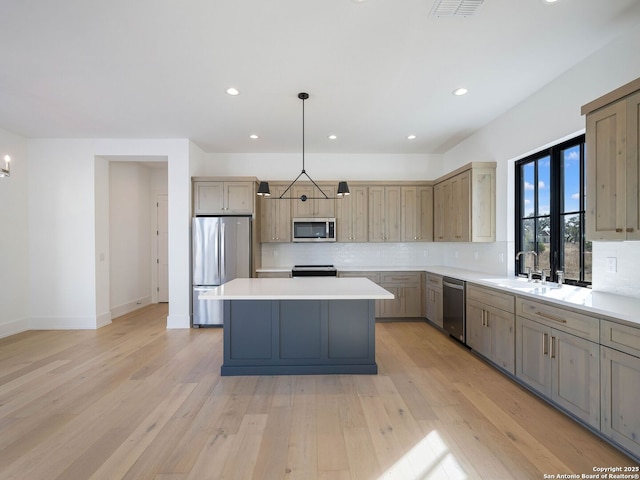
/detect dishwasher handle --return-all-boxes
[443,280,465,290]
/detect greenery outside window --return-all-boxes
[515,135,591,286]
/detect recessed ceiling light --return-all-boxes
[452,88,468,96]
[226,87,240,96]
[544,0,558,3]
[328,135,337,140]
[249,134,259,139]
[407,135,416,140]
[351,0,367,3]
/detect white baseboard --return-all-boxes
[96,311,112,328]
[29,316,98,330]
[0,317,29,339]
[110,296,152,319]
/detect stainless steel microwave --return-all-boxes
[292,218,336,242]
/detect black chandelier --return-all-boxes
[257,93,350,201]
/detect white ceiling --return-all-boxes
[1,0,640,155]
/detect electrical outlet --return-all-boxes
[606,257,617,273]
[474,251,479,260]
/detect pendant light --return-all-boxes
[257,93,350,201]
[0,155,10,178]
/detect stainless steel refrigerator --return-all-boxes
[192,216,251,326]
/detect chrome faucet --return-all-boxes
[516,250,539,282]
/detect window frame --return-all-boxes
[514,134,590,287]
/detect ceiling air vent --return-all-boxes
[431,0,485,17]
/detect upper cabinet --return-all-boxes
[193,180,255,215]
[260,184,291,243]
[368,186,401,242]
[401,186,433,242]
[291,184,336,218]
[582,78,640,241]
[336,185,368,242]
[433,163,496,242]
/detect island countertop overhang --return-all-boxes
[199,277,394,301]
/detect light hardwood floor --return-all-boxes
[0,304,635,479]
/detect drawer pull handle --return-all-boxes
[550,336,557,359]
[543,332,549,356]
[534,310,567,324]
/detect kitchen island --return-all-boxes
[199,277,394,376]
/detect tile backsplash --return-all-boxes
[261,241,510,276]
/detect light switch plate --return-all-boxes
[606,257,617,273]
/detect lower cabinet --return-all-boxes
[425,273,443,327]
[256,271,291,278]
[600,320,640,458]
[338,271,424,318]
[378,272,423,318]
[466,284,515,373]
[516,315,600,429]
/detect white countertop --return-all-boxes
[199,277,395,300]
[257,265,640,327]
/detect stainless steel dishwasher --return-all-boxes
[443,277,466,344]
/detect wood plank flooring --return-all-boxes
[0,304,635,479]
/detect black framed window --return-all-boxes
[515,135,591,286]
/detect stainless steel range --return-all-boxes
[291,264,338,277]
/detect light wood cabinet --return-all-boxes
[256,271,291,278]
[260,184,291,243]
[336,186,368,242]
[291,184,336,218]
[378,272,423,318]
[516,310,600,429]
[193,181,255,215]
[401,186,433,242]
[599,319,640,458]
[466,284,515,373]
[601,345,640,458]
[368,186,401,242]
[433,183,446,241]
[433,163,495,242]
[425,273,443,327]
[583,78,640,240]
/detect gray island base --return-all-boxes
[199,278,394,376]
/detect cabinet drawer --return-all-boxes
[338,271,380,283]
[516,298,599,341]
[257,271,291,278]
[426,273,443,288]
[601,319,640,358]
[380,272,422,285]
[467,284,514,314]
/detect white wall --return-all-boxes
[198,152,444,180]
[442,23,640,294]
[0,128,29,338]
[109,162,152,317]
[28,139,191,330]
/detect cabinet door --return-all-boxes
[586,100,627,240]
[401,186,433,242]
[402,284,422,317]
[337,186,367,242]
[385,186,402,242]
[516,316,551,397]
[551,329,600,429]
[292,184,335,217]
[379,286,402,317]
[194,182,224,214]
[601,346,640,457]
[627,91,640,240]
[368,186,385,242]
[450,171,470,242]
[489,307,515,374]
[467,301,490,356]
[260,185,291,243]
[433,183,446,241]
[426,285,443,327]
[225,182,254,214]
